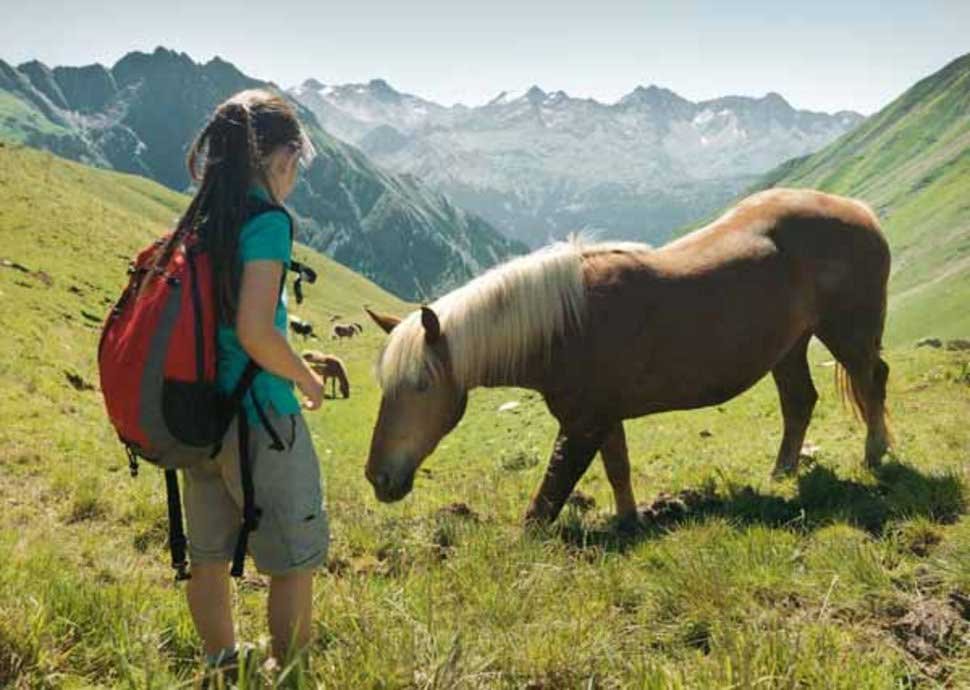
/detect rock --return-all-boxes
[799,442,821,460]
[1,258,30,273]
[945,338,970,351]
[498,401,520,412]
[699,429,713,438]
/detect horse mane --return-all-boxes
[377,238,607,393]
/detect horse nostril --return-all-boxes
[373,472,390,491]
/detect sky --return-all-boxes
[1,0,968,115]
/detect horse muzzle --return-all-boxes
[367,466,415,503]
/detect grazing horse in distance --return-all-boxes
[364,188,893,526]
[302,351,350,398]
[288,316,314,339]
[331,324,356,340]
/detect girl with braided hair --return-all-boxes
[172,89,328,676]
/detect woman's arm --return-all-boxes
[236,260,324,410]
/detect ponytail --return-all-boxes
[167,90,304,325]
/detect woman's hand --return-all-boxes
[297,368,325,411]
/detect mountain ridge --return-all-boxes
[0,47,524,301]
[292,77,864,247]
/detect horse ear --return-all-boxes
[364,307,401,334]
[421,306,441,344]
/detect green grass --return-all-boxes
[0,92,71,142]
[1,142,968,687]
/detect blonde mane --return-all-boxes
[377,239,604,393]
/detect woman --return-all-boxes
[174,89,328,674]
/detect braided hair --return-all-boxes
[168,89,307,324]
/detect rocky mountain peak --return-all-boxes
[524,85,547,104]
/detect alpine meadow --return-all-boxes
[0,15,969,690]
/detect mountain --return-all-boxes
[756,52,970,343]
[291,78,863,247]
[0,48,524,301]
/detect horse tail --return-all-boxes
[834,362,866,422]
[833,361,893,445]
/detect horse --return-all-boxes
[364,188,893,526]
[288,316,315,339]
[302,351,350,399]
[331,324,356,340]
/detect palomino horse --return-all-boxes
[365,189,892,525]
[302,351,350,399]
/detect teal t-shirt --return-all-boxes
[217,188,301,422]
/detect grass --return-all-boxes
[0,141,968,687]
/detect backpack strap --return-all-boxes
[164,470,191,582]
[244,197,317,304]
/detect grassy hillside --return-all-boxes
[0,142,968,687]
[757,52,970,344]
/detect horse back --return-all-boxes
[558,189,889,425]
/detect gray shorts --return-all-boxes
[183,408,329,576]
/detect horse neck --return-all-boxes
[458,344,549,392]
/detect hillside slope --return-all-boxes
[757,52,970,343]
[0,47,524,301]
[0,142,408,347]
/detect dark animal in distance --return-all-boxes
[364,188,893,527]
[331,324,357,340]
[302,351,350,398]
[289,316,315,339]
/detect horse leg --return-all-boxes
[817,322,891,469]
[599,422,638,523]
[770,333,817,478]
[525,427,607,526]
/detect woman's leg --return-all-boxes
[186,561,235,656]
[268,570,314,661]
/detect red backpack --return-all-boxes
[98,199,315,580]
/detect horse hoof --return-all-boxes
[771,465,798,480]
[615,512,642,534]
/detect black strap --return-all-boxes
[164,470,191,582]
[251,393,285,452]
[244,197,316,304]
[231,412,258,578]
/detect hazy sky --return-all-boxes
[2,0,968,114]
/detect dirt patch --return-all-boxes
[890,597,970,680]
[566,491,596,512]
[435,502,480,523]
[901,526,943,557]
[638,489,713,524]
[65,370,95,392]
